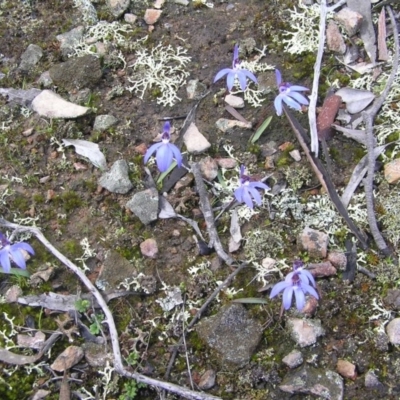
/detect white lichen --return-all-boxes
[126,42,191,107]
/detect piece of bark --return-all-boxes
[378,8,388,61]
[317,94,342,140]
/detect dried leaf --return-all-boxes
[229,210,242,243]
[62,139,107,170]
[232,298,269,304]
[335,87,375,114]
[317,94,342,140]
[378,7,388,61]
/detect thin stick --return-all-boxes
[191,162,234,265]
[165,262,248,379]
[362,6,399,255]
[0,219,221,400]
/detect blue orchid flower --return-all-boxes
[0,232,35,273]
[214,44,258,92]
[234,165,270,209]
[274,69,309,116]
[144,121,183,173]
[270,260,319,311]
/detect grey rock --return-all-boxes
[96,250,138,290]
[106,0,130,18]
[298,227,329,258]
[32,90,91,118]
[286,317,325,347]
[126,188,159,225]
[183,122,211,153]
[98,160,133,194]
[280,365,343,400]
[335,7,363,37]
[0,88,41,107]
[199,156,218,181]
[49,55,102,91]
[56,26,85,58]
[38,71,53,88]
[69,88,92,105]
[215,118,252,133]
[224,94,244,109]
[386,318,400,345]
[93,114,119,132]
[282,350,303,369]
[198,369,216,390]
[140,238,158,258]
[196,303,263,369]
[365,370,384,389]
[384,289,400,310]
[124,13,138,24]
[83,342,113,367]
[186,79,207,100]
[326,21,346,54]
[19,44,43,71]
[374,330,389,352]
[51,346,84,372]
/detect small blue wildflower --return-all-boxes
[144,121,183,173]
[274,69,309,116]
[0,232,35,273]
[234,165,270,209]
[270,260,319,311]
[214,44,258,92]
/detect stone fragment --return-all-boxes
[282,350,303,369]
[289,149,301,162]
[31,389,51,400]
[286,318,325,347]
[374,330,389,352]
[199,156,218,181]
[386,318,400,345]
[186,79,207,100]
[154,0,165,8]
[216,158,237,169]
[124,13,138,24]
[144,9,162,24]
[280,366,343,400]
[56,26,85,58]
[215,118,252,133]
[49,55,102,91]
[38,71,53,87]
[224,94,244,109]
[326,21,346,54]
[299,227,329,258]
[335,7,363,36]
[0,88,41,107]
[308,261,337,278]
[98,160,133,194]
[5,285,23,303]
[365,370,384,388]
[183,122,211,153]
[51,346,84,372]
[198,369,216,390]
[93,115,119,132]
[17,331,46,349]
[140,238,158,258]
[337,359,357,380]
[19,44,43,71]
[126,188,159,225]
[264,156,275,170]
[327,252,347,270]
[384,159,400,184]
[106,0,130,18]
[32,90,90,118]
[82,342,113,367]
[196,304,263,368]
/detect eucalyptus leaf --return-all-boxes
[1,268,31,278]
[62,139,107,170]
[250,115,272,144]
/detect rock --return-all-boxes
[384,289,400,311]
[51,346,84,372]
[0,88,41,107]
[264,156,275,170]
[154,0,165,8]
[173,0,189,4]
[98,160,133,194]
[198,369,216,390]
[144,9,162,25]
[93,115,119,132]
[224,94,244,109]
[308,261,337,278]
[328,252,347,270]
[365,370,384,388]
[82,342,113,367]
[384,159,400,184]
[32,90,91,118]
[386,318,400,345]
[289,149,301,162]
[5,285,23,303]
[96,250,138,290]
[140,238,158,258]
[298,227,329,258]
[19,44,43,71]
[124,13,138,24]
[286,318,325,347]
[49,55,102,91]
[196,303,263,369]
[183,122,211,153]
[126,188,159,225]
[215,118,252,133]
[337,359,357,380]
[69,88,91,105]
[279,365,343,400]
[38,71,53,88]
[17,331,46,349]
[373,330,389,352]
[186,79,207,100]
[335,7,363,37]
[216,158,237,169]
[31,389,51,400]
[260,141,278,157]
[282,350,303,369]
[106,0,130,18]
[199,156,218,181]
[326,21,346,54]
[56,26,85,58]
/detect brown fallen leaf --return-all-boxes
[317,94,342,140]
[378,7,388,61]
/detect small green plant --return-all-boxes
[118,380,146,400]
[89,313,104,335]
[75,299,90,313]
[125,351,139,367]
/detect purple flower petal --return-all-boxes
[275,69,282,86]
[156,143,174,172]
[289,85,309,92]
[274,95,283,116]
[214,68,231,84]
[247,186,262,206]
[302,283,319,299]
[242,187,254,208]
[287,91,309,105]
[237,72,248,91]
[9,247,26,269]
[234,186,244,203]
[0,249,11,273]
[163,121,171,134]
[241,69,258,85]
[300,269,316,286]
[12,242,35,255]
[170,143,183,168]
[282,95,302,110]
[233,44,239,64]
[293,287,306,311]
[270,281,290,298]
[226,72,235,91]
[144,142,163,164]
[282,287,294,309]
[249,181,270,191]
